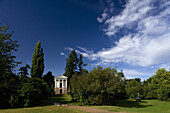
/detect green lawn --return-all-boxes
[0,105,87,113]
[48,94,72,104]
[93,99,170,113]
[48,95,82,105]
[48,95,170,113]
[1,95,170,113]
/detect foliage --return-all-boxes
[64,50,78,79]
[70,66,126,105]
[43,71,54,87]
[78,54,87,75]
[126,80,143,99]
[143,68,170,100]
[18,64,30,77]
[0,24,20,108]
[0,73,19,108]
[0,25,20,75]
[31,41,44,78]
[64,51,87,81]
[9,78,51,107]
[42,71,55,95]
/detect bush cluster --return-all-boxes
[70,66,126,105]
[125,68,170,101]
[9,77,51,107]
[0,76,52,108]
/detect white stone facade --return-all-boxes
[54,75,68,94]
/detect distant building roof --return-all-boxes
[54,75,68,79]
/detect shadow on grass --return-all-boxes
[114,99,152,108]
[48,95,72,104]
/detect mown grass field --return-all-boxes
[0,95,170,113]
[93,99,170,113]
[0,105,87,113]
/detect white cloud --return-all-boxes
[65,47,73,51]
[104,0,153,36]
[89,0,170,67]
[60,52,65,56]
[123,69,153,80]
[97,12,108,23]
[160,64,170,71]
[64,0,170,69]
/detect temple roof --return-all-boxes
[54,75,68,79]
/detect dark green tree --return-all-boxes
[31,41,44,78]
[0,24,20,108]
[70,66,126,105]
[78,54,87,75]
[9,78,51,107]
[78,54,83,74]
[18,64,30,77]
[64,50,78,79]
[43,71,54,87]
[0,25,20,76]
[126,80,143,99]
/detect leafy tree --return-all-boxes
[18,64,30,77]
[0,24,20,108]
[142,68,170,100]
[78,54,83,74]
[70,66,126,105]
[0,24,20,76]
[31,41,44,78]
[64,50,78,79]
[126,80,143,99]
[43,71,54,87]
[78,54,87,75]
[9,78,51,107]
[117,69,124,78]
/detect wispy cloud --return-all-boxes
[62,0,170,76]
[60,52,68,57]
[123,69,154,80]
[60,52,65,56]
[78,0,170,67]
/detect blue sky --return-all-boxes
[0,0,170,80]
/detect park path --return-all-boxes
[67,105,126,113]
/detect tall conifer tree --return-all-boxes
[31,41,44,78]
[78,54,83,74]
[64,50,78,79]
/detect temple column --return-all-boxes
[58,79,60,88]
[62,79,64,88]
[54,78,56,88]
[66,79,67,88]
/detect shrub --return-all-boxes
[126,80,143,99]
[9,78,51,107]
[70,66,126,105]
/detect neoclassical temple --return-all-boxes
[54,75,68,94]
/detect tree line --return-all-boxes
[0,24,169,108]
[65,50,170,105]
[0,25,54,108]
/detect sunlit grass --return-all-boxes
[1,95,169,113]
[93,99,170,113]
[0,105,87,113]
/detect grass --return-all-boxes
[48,95,170,113]
[93,99,170,113]
[48,94,82,105]
[1,95,170,113]
[48,94,72,104]
[0,105,87,113]
[0,95,86,113]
